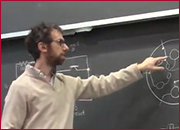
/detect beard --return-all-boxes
[45,47,65,67]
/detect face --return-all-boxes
[45,29,69,66]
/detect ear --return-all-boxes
[37,42,48,53]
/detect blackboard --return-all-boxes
[1,17,179,129]
[1,1,179,33]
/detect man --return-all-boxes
[1,23,167,129]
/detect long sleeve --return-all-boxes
[57,63,143,100]
[1,82,30,129]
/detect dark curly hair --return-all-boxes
[25,22,63,61]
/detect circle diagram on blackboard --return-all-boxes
[146,39,179,105]
[161,123,179,129]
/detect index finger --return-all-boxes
[155,56,168,62]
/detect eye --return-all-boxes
[59,39,65,44]
[53,39,66,46]
[56,39,66,46]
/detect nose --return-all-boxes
[63,44,70,51]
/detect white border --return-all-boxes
[1,9,179,40]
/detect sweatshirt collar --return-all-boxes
[24,62,56,79]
